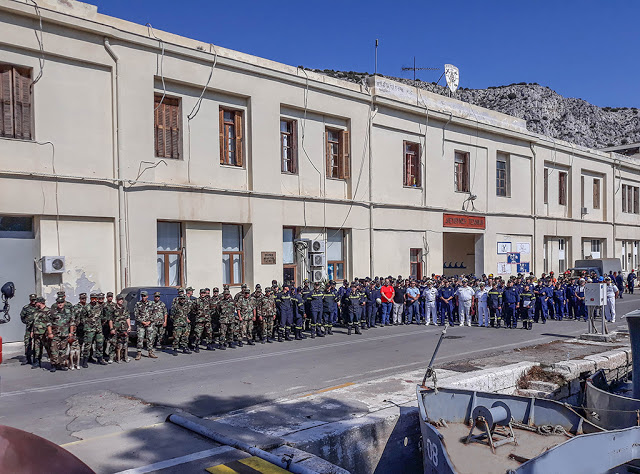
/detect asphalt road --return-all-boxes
[2,295,639,454]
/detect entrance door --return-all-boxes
[443,233,476,277]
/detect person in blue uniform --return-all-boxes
[628,270,636,295]
[502,281,519,329]
[519,285,535,330]
[322,281,338,335]
[565,279,577,319]
[345,283,363,335]
[438,280,455,325]
[534,280,549,324]
[292,287,306,340]
[365,281,380,328]
[275,285,295,341]
[337,280,350,326]
[553,282,566,321]
[575,278,587,321]
[306,282,324,338]
[487,282,503,328]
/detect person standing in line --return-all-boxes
[487,282,502,327]
[306,282,325,338]
[171,295,192,355]
[322,281,338,335]
[150,292,168,349]
[30,297,53,370]
[276,285,295,342]
[49,296,77,372]
[392,279,405,325]
[365,281,380,328]
[134,291,156,360]
[628,270,636,295]
[255,286,276,343]
[345,283,363,335]
[216,288,236,349]
[82,293,106,367]
[455,279,475,327]
[615,272,624,299]
[380,278,394,326]
[422,280,437,326]
[519,284,535,330]
[112,294,131,362]
[475,282,489,328]
[502,281,519,329]
[605,276,619,323]
[405,280,420,325]
[20,294,38,366]
[438,280,455,326]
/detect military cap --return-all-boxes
[107,291,114,297]
[350,282,357,287]
[56,290,66,296]
[90,292,98,298]
[212,287,219,292]
[116,294,124,300]
[36,296,45,303]
[56,296,65,303]
[185,286,194,292]
[241,283,248,289]
[265,287,272,292]
[154,291,161,297]
[223,289,231,295]
[271,280,278,284]
[28,293,37,300]
[243,288,250,293]
[140,290,148,297]
[223,284,230,290]
[343,279,348,284]
[255,284,261,289]
[177,288,185,295]
[98,293,105,298]
[200,289,206,294]
[79,292,87,298]
[204,287,210,292]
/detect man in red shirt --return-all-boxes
[380,278,394,326]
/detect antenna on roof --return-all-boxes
[401,57,439,82]
[374,39,379,76]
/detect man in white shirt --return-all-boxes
[475,282,489,327]
[422,280,438,325]
[456,279,475,327]
[605,277,619,323]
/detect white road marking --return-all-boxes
[112,446,236,474]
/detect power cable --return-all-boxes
[26,0,45,87]
[146,24,166,112]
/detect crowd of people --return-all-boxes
[20,269,636,373]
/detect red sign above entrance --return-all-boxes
[443,213,486,230]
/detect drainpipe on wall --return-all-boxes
[530,142,537,273]
[368,100,375,278]
[104,38,128,289]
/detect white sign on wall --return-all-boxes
[497,262,511,274]
[516,242,530,254]
[559,249,565,260]
[497,242,512,254]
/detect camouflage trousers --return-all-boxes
[24,329,32,356]
[239,318,254,340]
[218,320,230,344]
[82,329,104,359]
[32,333,49,361]
[154,323,165,346]
[193,320,213,346]
[136,323,156,351]
[50,335,69,366]
[256,316,275,339]
[103,325,116,360]
[172,325,189,349]
[115,330,129,358]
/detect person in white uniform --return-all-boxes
[422,280,438,325]
[475,282,489,327]
[455,279,475,327]
[605,277,619,323]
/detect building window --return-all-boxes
[496,152,510,197]
[0,215,33,239]
[219,108,243,167]
[454,151,469,192]
[403,141,421,187]
[154,95,181,159]
[0,65,32,140]
[622,184,640,214]
[327,229,344,281]
[325,128,350,180]
[222,224,244,285]
[593,178,600,209]
[410,248,422,280]
[591,239,601,258]
[283,227,297,286]
[280,119,298,174]
[558,238,566,273]
[558,171,567,206]
[543,168,549,204]
[157,222,183,287]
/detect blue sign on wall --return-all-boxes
[517,262,530,273]
[506,252,521,264]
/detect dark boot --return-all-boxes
[348,326,352,335]
[310,329,316,339]
[219,343,226,350]
[81,357,89,368]
[172,349,179,356]
[49,364,56,373]
[31,359,39,369]
[206,344,216,351]
[285,329,293,341]
[25,347,33,365]
[295,329,302,340]
[266,337,273,343]
[183,348,192,354]
[355,325,362,335]
[260,337,266,344]
[237,340,243,347]
[317,327,325,337]
[193,346,200,353]
[98,357,108,365]
[327,326,333,335]
[247,339,255,346]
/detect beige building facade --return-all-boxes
[1,0,639,341]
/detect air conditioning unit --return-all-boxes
[310,239,325,253]
[310,253,326,267]
[310,269,325,282]
[42,256,66,274]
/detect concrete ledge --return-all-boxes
[442,361,537,393]
[579,332,618,343]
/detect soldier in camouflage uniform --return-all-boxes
[135,291,156,360]
[216,289,236,348]
[256,287,277,343]
[171,295,192,355]
[192,289,215,352]
[209,287,220,346]
[102,291,117,363]
[112,294,131,363]
[237,288,256,346]
[30,297,53,369]
[234,283,248,305]
[150,292,168,348]
[73,293,88,357]
[172,288,185,308]
[50,290,73,311]
[81,293,106,368]
[20,293,38,365]
[49,296,77,372]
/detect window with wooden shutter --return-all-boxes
[454,151,469,192]
[280,119,298,174]
[593,178,600,209]
[0,65,32,140]
[496,152,509,197]
[340,129,350,179]
[635,187,640,214]
[544,168,549,204]
[404,141,421,187]
[326,128,341,178]
[622,184,628,213]
[154,94,181,159]
[558,172,567,206]
[220,107,243,167]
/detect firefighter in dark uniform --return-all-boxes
[438,280,455,326]
[275,285,295,342]
[301,280,312,332]
[502,281,519,329]
[345,283,363,335]
[519,285,535,330]
[292,287,306,340]
[306,282,325,338]
[488,282,503,328]
[322,281,338,335]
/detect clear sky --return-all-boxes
[91,0,639,108]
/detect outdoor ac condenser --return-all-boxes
[41,256,66,274]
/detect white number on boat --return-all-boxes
[426,438,439,467]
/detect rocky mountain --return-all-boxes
[310,69,640,150]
